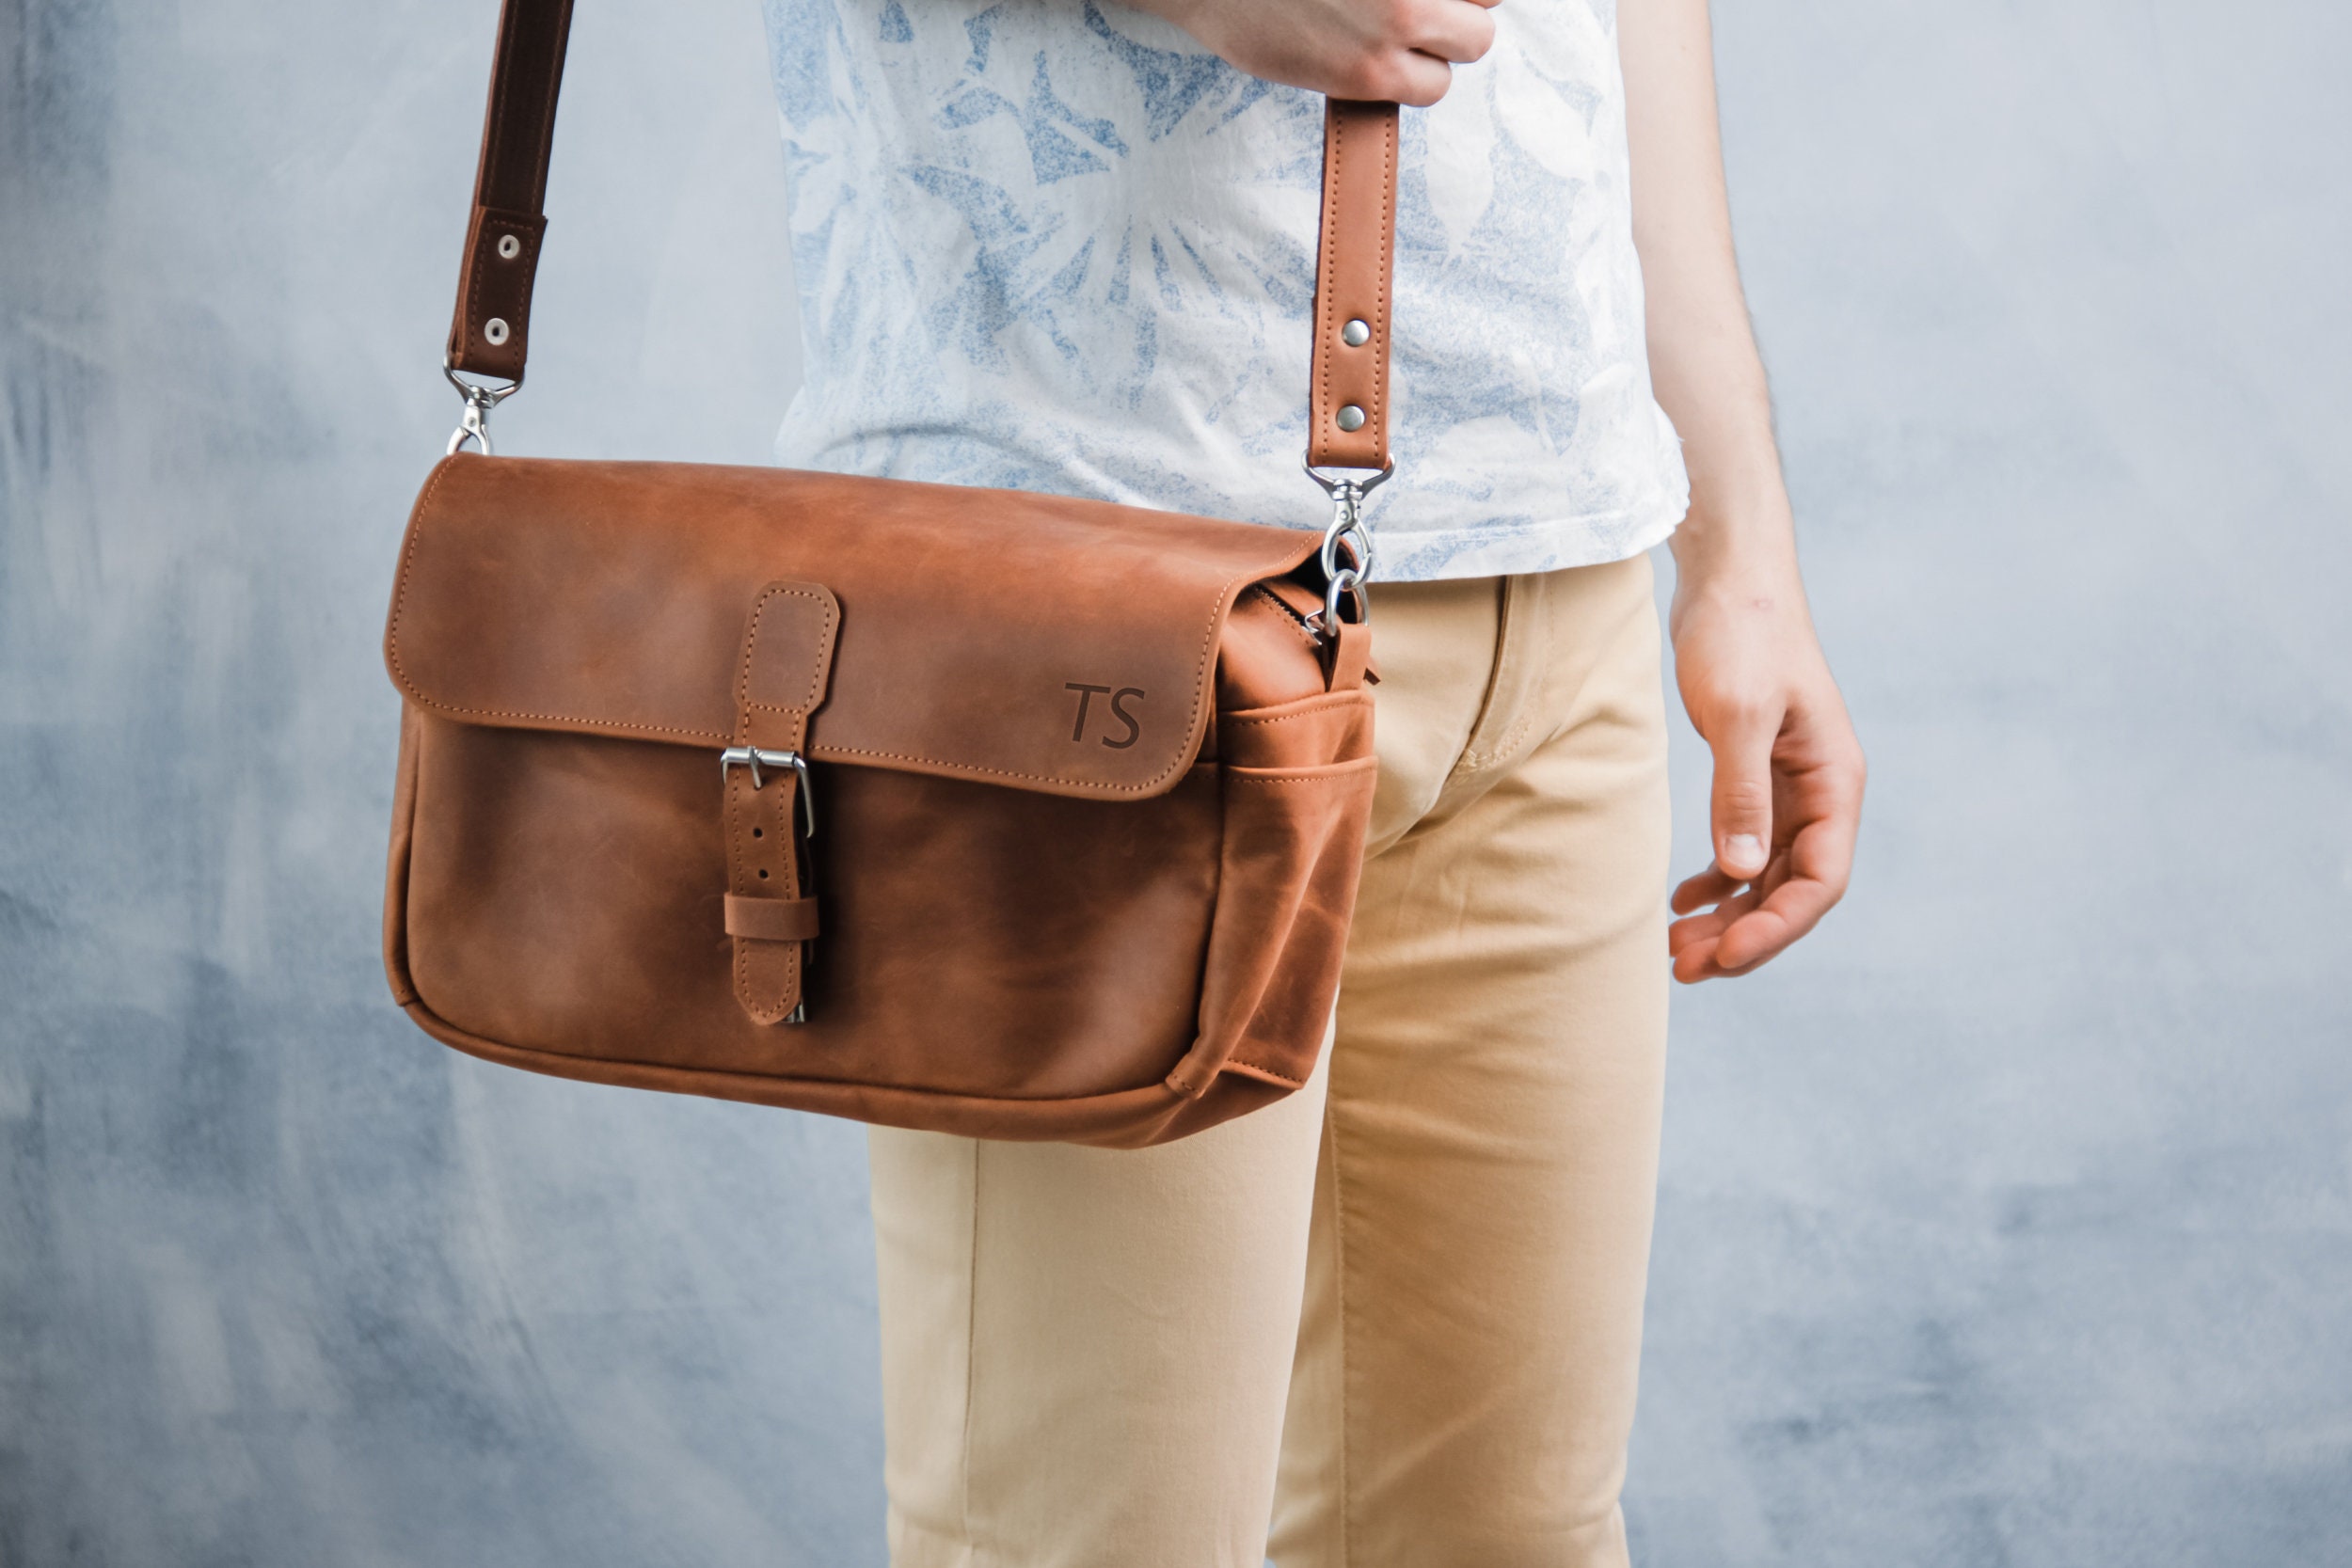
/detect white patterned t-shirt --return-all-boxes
[761,0,1689,581]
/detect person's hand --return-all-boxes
[1666,565,1865,982]
[1127,0,1502,106]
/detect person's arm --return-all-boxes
[1620,0,1866,981]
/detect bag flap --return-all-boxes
[385,457,1323,799]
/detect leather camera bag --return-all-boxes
[383,0,1400,1147]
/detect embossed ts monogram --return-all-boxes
[1064,683,1145,750]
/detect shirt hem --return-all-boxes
[1362,500,1690,584]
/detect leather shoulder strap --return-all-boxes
[445,0,577,384]
[443,0,1395,472]
[1306,100,1398,473]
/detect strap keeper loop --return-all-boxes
[723,893,821,943]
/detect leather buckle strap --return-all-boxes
[722,582,841,1026]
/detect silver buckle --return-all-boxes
[443,358,521,456]
[720,747,817,836]
[1303,457,1389,638]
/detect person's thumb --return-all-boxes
[1708,704,1779,881]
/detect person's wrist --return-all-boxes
[1667,511,1808,635]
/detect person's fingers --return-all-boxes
[1361,48,1454,106]
[1707,878,1829,973]
[1711,825,1849,969]
[1716,740,1863,965]
[1673,927,1740,984]
[1668,909,1726,958]
[1677,797,1849,976]
[1404,0,1499,64]
[1705,699,1781,883]
[1671,863,1744,913]
[1668,881,1760,974]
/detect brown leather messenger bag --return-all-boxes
[383,0,1400,1147]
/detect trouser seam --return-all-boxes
[961,1139,983,1567]
[1451,576,1516,777]
[1327,1095,1357,1565]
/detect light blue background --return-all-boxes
[3,3,2345,1563]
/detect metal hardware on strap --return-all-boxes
[719,746,817,835]
[1299,97,1399,638]
[443,360,519,456]
[1304,458,1389,638]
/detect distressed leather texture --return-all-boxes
[383,460,1378,1145]
[402,0,1396,1144]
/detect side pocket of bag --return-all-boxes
[1170,690,1377,1098]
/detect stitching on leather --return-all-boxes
[408,999,1206,1115]
[1373,113,1393,443]
[735,582,839,721]
[817,560,1280,795]
[1314,111,1343,458]
[727,782,802,1020]
[730,585,830,1021]
[1248,582,1321,649]
[511,219,538,362]
[1226,1056,1305,1086]
[394,703,723,745]
[464,216,489,363]
[1222,713,1347,729]
[1225,760,1377,784]
[386,467,730,745]
[460,214,537,368]
[388,463,475,714]
[1222,699,1366,729]
[726,770,801,1018]
[1310,106,1394,463]
[725,768,752,1003]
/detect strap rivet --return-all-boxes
[484,317,510,346]
[1335,404,1366,433]
[496,233,521,260]
[1342,318,1370,347]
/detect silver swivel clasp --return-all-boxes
[1304,458,1390,638]
[443,359,520,456]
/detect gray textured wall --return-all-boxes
[3,2,2345,1564]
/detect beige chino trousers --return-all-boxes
[867,554,1673,1567]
